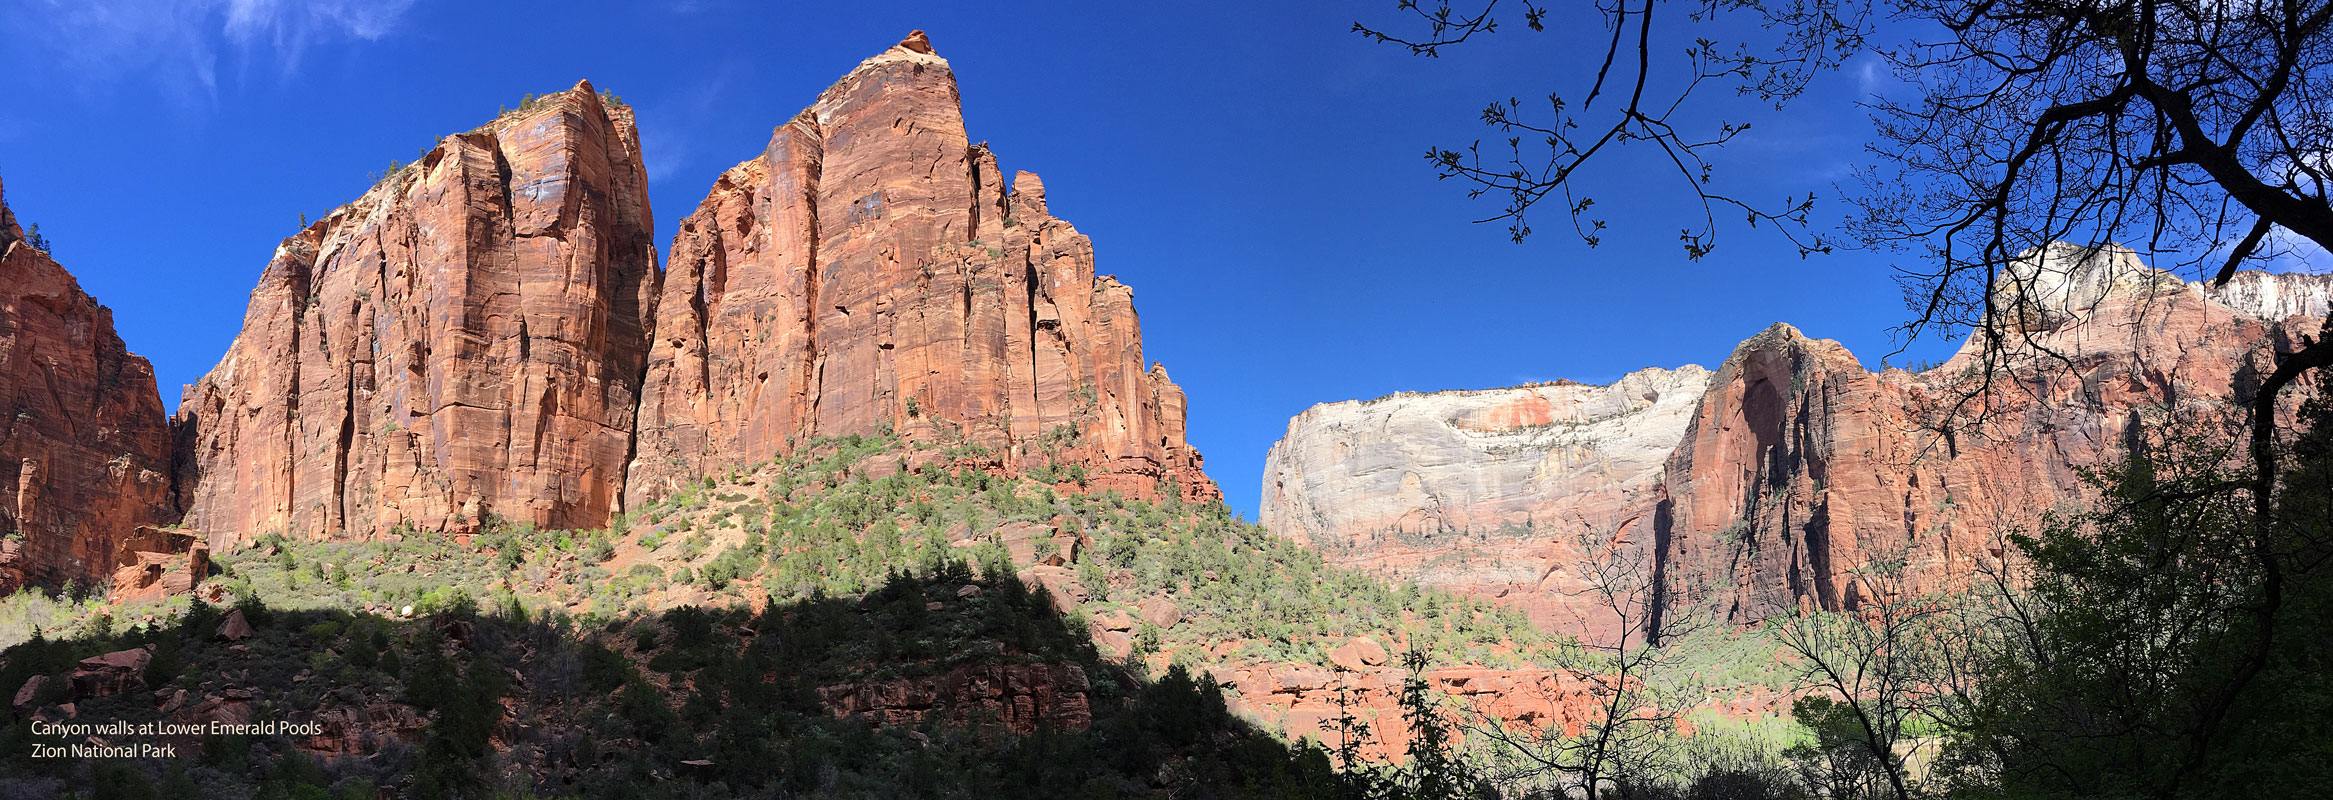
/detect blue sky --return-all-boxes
[2,0,1987,518]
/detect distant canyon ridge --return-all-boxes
[1262,245,2332,638]
[0,31,1213,594]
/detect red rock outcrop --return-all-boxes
[173,82,659,551]
[68,647,152,698]
[631,32,1215,507]
[107,525,208,604]
[1652,245,2332,629]
[299,701,426,756]
[817,662,1094,733]
[0,178,179,591]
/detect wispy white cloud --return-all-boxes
[10,0,415,103]
[638,64,739,183]
[220,0,416,75]
[1855,60,1883,97]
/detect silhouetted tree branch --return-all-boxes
[1364,7,2333,783]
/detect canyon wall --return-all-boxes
[630,32,1215,507]
[1653,245,2331,628]
[0,178,179,591]
[173,82,659,551]
[1264,244,2333,635]
[1259,367,1709,635]
[49,31,1214,583]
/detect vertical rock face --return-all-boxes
[0,177,178,591]
[1258,367,1710,634]
[632,32,1215,506]
[1653,245,2331,628]
[1265,244,2332,636]
[174,82,659,552]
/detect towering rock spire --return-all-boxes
[174,82,660,550]
[632,31,1216,505]
[0,176,178,590]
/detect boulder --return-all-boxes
[1093,631,1134,660]
[215,609,254,641]
[69,648,151,697]
[1091,609,1136,633]
[1328,636,1388,672]
[1017,566,1086,615]
[13,675,47,712]
[1137,596,1181,629]
[1268,666,1334,695]
[991,521,1055,564]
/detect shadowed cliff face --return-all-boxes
[173,82,660,552]
[1265,244,2333,637]
[630,31,1215,507]
[0,177,179,591]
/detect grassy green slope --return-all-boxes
[0,435,1579,797]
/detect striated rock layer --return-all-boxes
[1652,245,2331,630]
[174,82,659,552]
[1265,244,2333,637]
[631,31,1215,507]
[0,178,179,591]
[1259,367,1710,635]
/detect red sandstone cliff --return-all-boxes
[1264,244,2332,637]
[0,178,179,592]
[1652,244,2331,628]
[173,82,659,552]
[630,32,1215,507]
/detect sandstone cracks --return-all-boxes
[173,81,659,552]
[159,31,1211,567]
[628,31,1215,508]
[0,176,180,591]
